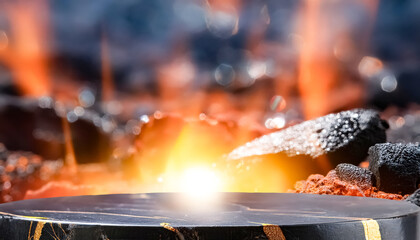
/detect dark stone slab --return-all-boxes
[0,193,418,240]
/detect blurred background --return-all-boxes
[0,0,419,120]
[0,0,419,202]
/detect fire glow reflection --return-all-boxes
[181,167,222,197]
[178,167,224,210]
[161,166,225,212]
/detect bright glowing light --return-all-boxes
[247,60,267,79]
[265,115,286,129]
[139,114,150,123]
[167,166,224,212]
[181,167,222,198]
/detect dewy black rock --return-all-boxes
[335,163,375,190]
[369,143,420,194]
[228,109,388,167]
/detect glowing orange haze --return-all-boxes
[0,0,51,97]
[297,0,379,119]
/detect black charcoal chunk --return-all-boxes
[0,96,113,163]
[228,109,388,167]
[368,143,420,194]
[335,163,375,189]
[406,189,420,207]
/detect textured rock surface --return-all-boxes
[368,143,420,194]
[228,109,388,167]
[292,170,407,200]
[335,163,375,190]
[406,188,420,207]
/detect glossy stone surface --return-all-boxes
[0,193,418,239]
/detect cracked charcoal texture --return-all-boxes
[368,143,420,194]
[228,109,388,167]
[335,163,375,189]
[406,189,420,207]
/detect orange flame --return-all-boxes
[297,0,379,119]
[101,32,114,102]
[297,0,336,119]
[61,117,78,173]
[0,0,51,97]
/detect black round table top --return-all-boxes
[0,193,418,240]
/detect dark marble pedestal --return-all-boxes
[0,193,418,239]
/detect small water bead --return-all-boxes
[78,89,95,108]
[74,106,85,117]
[38,96,54,109]
[269,95,287,112]
[214,64,235,87]
[66,111,78,123]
